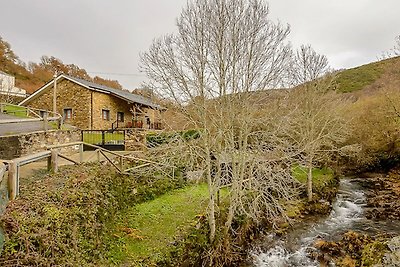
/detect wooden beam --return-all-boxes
[46,142,83,149]
[14,151,51,166]
[51,150,58,173]
[123,163,151,173]
[96,149,101,162]
[100,150,122,173]
[58,153,80,165]
[79,143,84,163]
[8,161,18,200]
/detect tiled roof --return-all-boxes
[64,75,164,110]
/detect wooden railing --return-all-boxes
[0,102,63,130]
[0,142,175,201]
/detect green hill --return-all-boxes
[335,56,400,93]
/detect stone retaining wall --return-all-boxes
[0,130,81,160]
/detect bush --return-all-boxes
[146,129,201,147]
[0,164,185,266]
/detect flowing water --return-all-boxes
[253,179,400,267]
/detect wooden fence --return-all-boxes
[0,102,62,130]
[0,142,175,201]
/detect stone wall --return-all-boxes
[26,79,92,129]
[91,92,160,130]
[0,129,81,160]
[92,91,134,129]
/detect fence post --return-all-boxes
[96,149,101,162]
[79,143,84,163]
[43,112,48,131]
[0,103,3,113]
[8,161,18,200]
[51,150,58,173]
[47,155,51,171]
[119,156,123,170]
[102,131,105,146]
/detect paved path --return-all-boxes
[0,113,50,136]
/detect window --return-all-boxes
[64,108,72,120]
[117,112,124,122]
[102,109,110,120]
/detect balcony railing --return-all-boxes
[113,119,162,130]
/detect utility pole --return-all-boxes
[53,70,57,114]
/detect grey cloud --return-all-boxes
[0,0,399,89]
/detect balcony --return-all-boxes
[112,119,163,130]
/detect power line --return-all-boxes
[86,71,146,77]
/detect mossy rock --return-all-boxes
[361,241,388,266]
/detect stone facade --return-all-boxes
[25,78,161,130]
[92,91,134,129]
[0,129,81,160]
[26,79,91,129]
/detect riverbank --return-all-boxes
[313,169,400,266]
[0,162,339,266]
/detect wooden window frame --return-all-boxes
[63,108,72,120]
[102,109,110,121]
[117,112,124,122]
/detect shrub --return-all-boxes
[0,164,185,266]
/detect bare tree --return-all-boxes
[285,45,350,201]
[395,35,400,56]
[0,74,15,104]
[381,35,400,59]
[141,0,298,244]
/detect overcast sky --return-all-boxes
[1,0,399,90]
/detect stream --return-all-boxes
[253,178,400,267]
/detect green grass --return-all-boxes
[105,184,209,264]
[2,104,28,118]
[292,165,334,188]
[336,58,399,93]
[82,132,124,144]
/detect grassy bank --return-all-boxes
[2,104,27,118]
[292,165,335,189]
[105,184,209,265]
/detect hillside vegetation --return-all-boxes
[335,56,400,93]
[0,36,123,94]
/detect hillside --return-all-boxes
[335,56,400,94]
[0,36,123,94]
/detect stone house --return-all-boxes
[19,74,164,130]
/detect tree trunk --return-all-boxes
[205,148,216,243]
[307,159,313,202]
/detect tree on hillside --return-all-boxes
[141,0,298,248]
[381,35,400,59]
[286,45,350,201]
[0,36,20,65]
[395,35,400,56]
[29,56,123,89]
